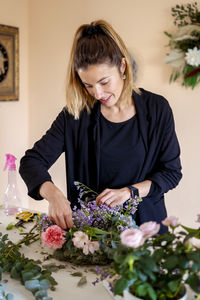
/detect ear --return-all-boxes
[120,57,126,74]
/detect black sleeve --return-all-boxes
[147,102,182,196]
[19,109,66,200]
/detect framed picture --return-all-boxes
[0,24,19,101]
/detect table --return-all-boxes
[0,210,197,300]
[0,210,112,300]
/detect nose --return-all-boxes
[93,86,104,100]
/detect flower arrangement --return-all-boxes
[98,215,200,300]
[39,182,141,265]
[164,2,200,89]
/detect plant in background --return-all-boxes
[99,216,200,300]
[164,2,200,89]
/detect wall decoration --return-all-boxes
[0,24,19,101]
[164,2,200,89]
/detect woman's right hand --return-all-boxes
[39,181,74,229]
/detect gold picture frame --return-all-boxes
[0,24,19,101]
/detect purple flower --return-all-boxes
[39,215,55,232]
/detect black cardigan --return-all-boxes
[19,89,182,233]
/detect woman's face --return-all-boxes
[77,61,125,107]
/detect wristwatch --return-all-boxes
[127,185,139,199]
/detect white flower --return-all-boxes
[185,47,200,67]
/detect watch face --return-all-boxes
[0,43,9,83]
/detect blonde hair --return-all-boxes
[66,20,139,119]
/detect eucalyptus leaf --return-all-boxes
[70,272,83,277]
[77,276,87,287]
[25,279,40,292]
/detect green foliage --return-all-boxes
[0,282,13,300]
[103,224,200,300]
[0,232,57,300]
[171,2,200,27]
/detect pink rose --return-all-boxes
[139,221,160,238]
[72,231,89,248]
[120,228,145,248]
[162,216,179,227]
[41,225,66,250]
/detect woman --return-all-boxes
[19,20,182,234]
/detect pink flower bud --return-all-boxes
[139,221,160,238]
[162,216,179,227]
[120,228,145,248]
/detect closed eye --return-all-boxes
[101,81,109,86]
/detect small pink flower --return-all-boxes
[162,216,179,227]
[196,214,200,223]
[72,231,89,248]
[88,241,100,254]
[120,228,145,248]
[41,225,66,250]
[139,221,160,238]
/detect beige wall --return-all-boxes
[0,0,29,208]
[1,0,199,227]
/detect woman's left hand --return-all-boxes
[96,187,130,208]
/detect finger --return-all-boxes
[55,214,68,229]
[96,189,111,204]
[97,191,114,205]
[66,214,74,228]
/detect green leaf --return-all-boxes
[0,266,2,281]
[168,279,180,293]
[7,294,14,300]
[114,277,130,295]
[147,286,157,300]
[163,256,178,270]
[185,273,200,293]
[39,279,51,290]
[25,279,40,292]
[2,234,8,242]
[34,289,47,298]
[22,271,35,282]
[70,272,83,277]
[137,284,148,297]
[10,267,20,279]
[77,276,87,287]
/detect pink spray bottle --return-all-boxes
[3,154,22,215]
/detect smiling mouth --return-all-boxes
[99,95,112,103]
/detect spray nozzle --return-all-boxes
[4,154,17,171]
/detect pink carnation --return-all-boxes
[139,221,160,238]
[162,216,179,227]
[120,228,145,248]
[41,225,66,250]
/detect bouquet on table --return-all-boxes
[39,182,142,265]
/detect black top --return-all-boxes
[99,113,145,192]
[19,88,182,233]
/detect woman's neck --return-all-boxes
[101,97,136,123]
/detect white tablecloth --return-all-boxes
[0,210,112,300]
[0,210,197,300]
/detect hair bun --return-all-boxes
[82,25,104,37]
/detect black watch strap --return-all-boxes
[127,185,139,199]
